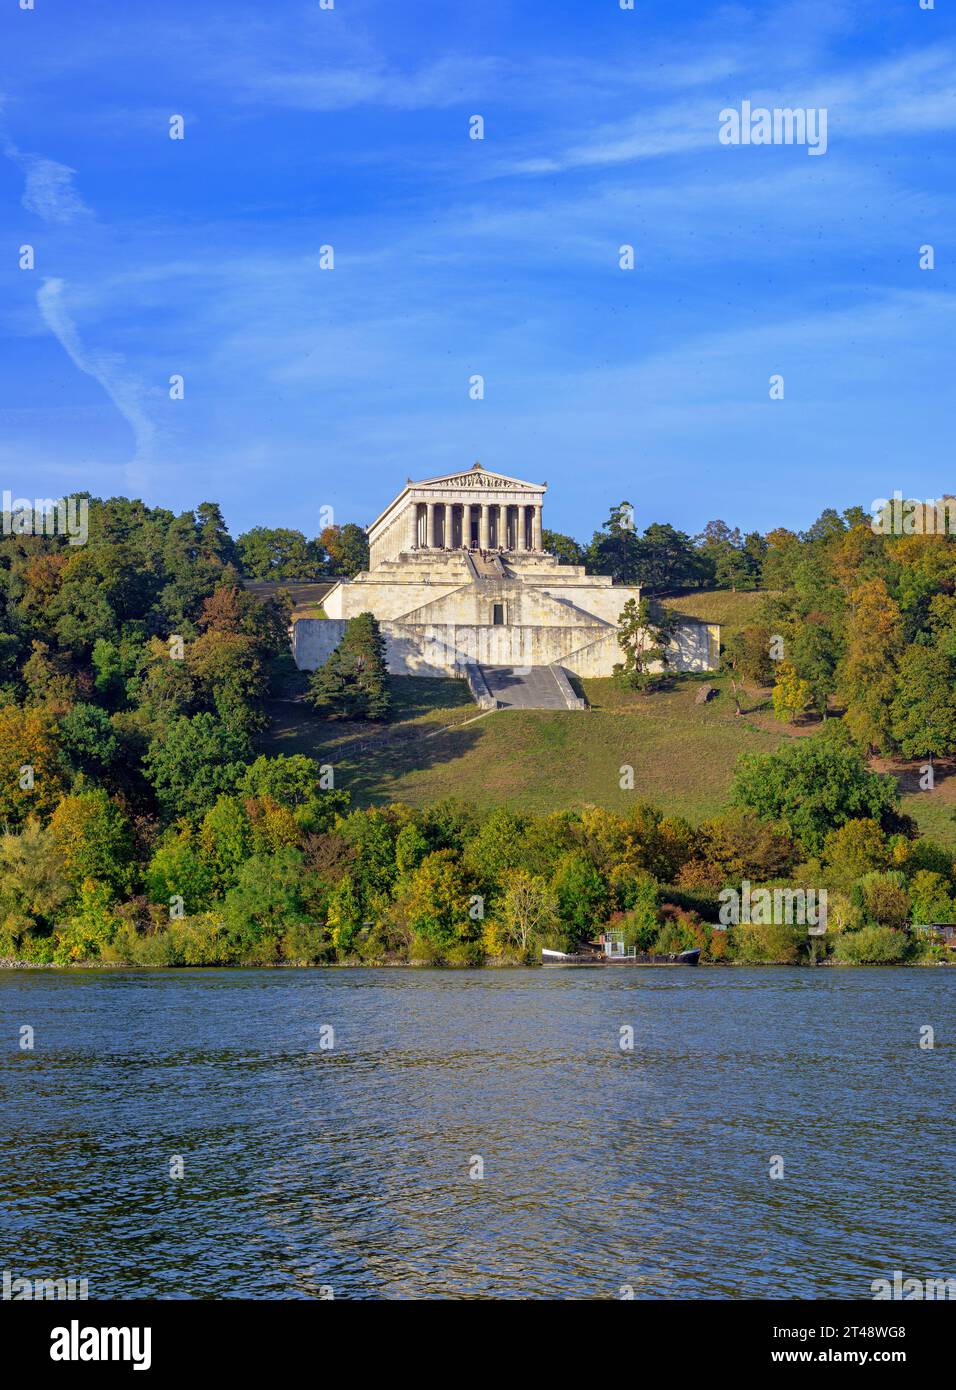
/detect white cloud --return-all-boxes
[3,140,92,224]
[36,278,157,492]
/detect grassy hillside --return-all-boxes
[262,671,792,821]
[659,587,773,640]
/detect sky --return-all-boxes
[0,0,954,544]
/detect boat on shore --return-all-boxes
[542,944,701,967]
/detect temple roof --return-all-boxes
[367,464,546,538]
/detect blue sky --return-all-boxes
[1,0,954,543]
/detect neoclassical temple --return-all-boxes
[368,463,545,565]
[294,464,719,709]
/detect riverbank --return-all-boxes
[2,956,952,970]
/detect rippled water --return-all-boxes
[2,966,954,1299]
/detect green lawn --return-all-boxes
[659,588,775,641]
[262,670,792,820]
[263,658,956,846]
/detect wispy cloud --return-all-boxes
[37,278,157,492]
[3,141,92,223]
[501,43,956,176]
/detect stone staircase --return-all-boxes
[479,664,585,710]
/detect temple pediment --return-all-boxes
[367,462,548,562]
[412,466,544,493]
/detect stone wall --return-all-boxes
[292,617,347,669]
[293,615,719,677]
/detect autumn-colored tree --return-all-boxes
[772,661,813,724]
[838,578,905,752]
[49,790,136,896]
[0,706,66,827]
[497,870,559,959]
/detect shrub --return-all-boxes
[832,926,908,965]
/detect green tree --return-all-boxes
[146,835,215,915]
[587,502,642,584]
[551,851,610,945]
[308,612,390,720]
[49,790,136,896]
[614,598,677,690]
[890,647,956,760]
[730,734,901,856]
[637,522,710,591]
[542,530,586,567]
[498,870,559,958]
[822,819,889,883]
[144,713,251,819]
[59,705,120,780]
[790,622,838,718]
[237,527,322,580]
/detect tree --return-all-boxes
[839,578,904,752]
[199,795,253,893]
[771,661,813,723]
[790,621,838,718]
[637,523,709,591]
[400,849,476,949]
[498,870,558,958]
[0,706,67,826]
[822,819,889,883]
[320,523,369,577]
[463,808,527,891]
[725,625,775,687]
[613,597,678,690]
[542,531,586,567]
[49,790,136,896]
[237,527,322,580]
[146,835,214,915]
[552,851,610,945]
[730,734,901,856]
[308,612,390,720]
[696,521,754,591]
[222,848,310,954]
[0,819,72,954]
[238,753,349,831]
[59,705,120,779]
[587,502,642,584]
[144,713,251,819]
[890,647,956,761]
[909,869,955,926]
[327,872,362,953]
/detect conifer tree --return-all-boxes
[308,612,390,720]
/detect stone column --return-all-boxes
[517,504,528,550]
[408,504,419,550]
[462,503,472,548]
[498,503,508,549]
[479,503,490,548]
[444,503,453,549]
[426,502,436,549]
[532,504,543,551]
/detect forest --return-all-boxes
[1,494,955,967]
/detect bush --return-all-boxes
[832,926,908,965]
[730,921,804,964]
